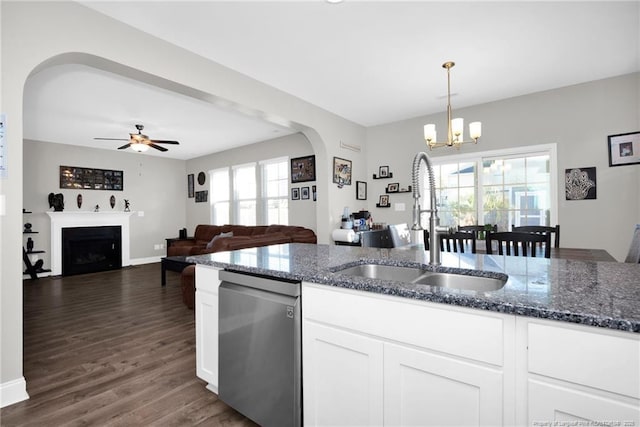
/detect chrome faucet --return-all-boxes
[411,152,448,266]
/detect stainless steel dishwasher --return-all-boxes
[218,270,301,427]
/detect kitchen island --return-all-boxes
[189,243,640,426]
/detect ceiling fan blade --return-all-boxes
[148,143,168,152]
[150,140,180,145]
[117,143,132,150]
[94,137,129,141]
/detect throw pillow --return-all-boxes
[205,231,233,249]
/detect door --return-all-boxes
[303,322,384,427]
[384,343,504,426]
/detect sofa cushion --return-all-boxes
[205,231,233,249]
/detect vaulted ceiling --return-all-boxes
[23,1,640,160]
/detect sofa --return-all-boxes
[169,224,317,309]
[167,224,317,257]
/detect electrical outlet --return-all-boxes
[160,243,165,249]
[154,244,160,250]
[138,211,144,217]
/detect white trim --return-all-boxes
[0,377,29,408]
[130,256,162,265]
[46,211,134,276]
[259,156,288,165]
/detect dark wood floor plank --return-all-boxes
[1,264,256,427]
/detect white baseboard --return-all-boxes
[0,377,29,408]
[129,256,162,266]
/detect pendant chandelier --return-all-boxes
[424,61,481,149]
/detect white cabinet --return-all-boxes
[302,282,512,426]
[303,322,383,426]
[195,265,221,393]
[520,319,640,425]
[384,343,503,426]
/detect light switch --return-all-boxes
[395,203,406,211]
[138,211,144,217]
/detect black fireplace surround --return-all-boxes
[62,226,122,276]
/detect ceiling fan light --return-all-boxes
[131,142,149,152]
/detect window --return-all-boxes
[261,158,289,225]
[209,167,229,225]
[209,157,290,226]
[233,163,257,226]
[425,144,556,232]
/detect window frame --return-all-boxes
[427,143,558,229]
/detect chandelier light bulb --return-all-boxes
[131,143,149,152]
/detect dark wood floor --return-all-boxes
[1,263,257,426]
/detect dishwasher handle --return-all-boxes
[219,270,300,297]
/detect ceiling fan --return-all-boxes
[94,124,180,152]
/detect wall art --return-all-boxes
[333,157,352,186]
[608,131,640,167]
[195,190,208,203]
[60,166,123,191]
[291,155,316,183]
[301,186,310,200]
[356,181,367,200]
[291,187,300,200]
[187,173,194,198]
[565,167,596,200]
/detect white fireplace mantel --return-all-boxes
[46,211,134,276]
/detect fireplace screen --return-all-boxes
[62,226,122,276]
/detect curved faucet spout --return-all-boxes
[411,152,442,266]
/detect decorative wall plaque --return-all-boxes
[60,166,123,191]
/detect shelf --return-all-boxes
[23,210,33,214]
[386,185,412,194]
[372,172,393,180]
[375,204,391,208]
[23,231,39,234]
[24,268,51,274]
[25,250,45,254]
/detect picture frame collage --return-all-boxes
[291,154,317,201]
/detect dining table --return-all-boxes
[470,242,616,262]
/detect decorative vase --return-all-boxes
[110,195,116,209]
[77,194,82,209]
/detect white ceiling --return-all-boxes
[23,1,640,160]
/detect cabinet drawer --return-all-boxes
[528,322,640,398]
[303,283,505,365]
[195,265,220,294]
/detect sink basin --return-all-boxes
[335,264,428,282]
[412,272,507,292]
[334,263,507,292]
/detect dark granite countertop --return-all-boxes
[187,243,640,333]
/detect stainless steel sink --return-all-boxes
[335,263,507,292]
[335,264,428,282]
[412,272,507,292]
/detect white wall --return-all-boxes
[23,140,187,266]
[185,133,317,232]
[366,73,640,261]
[1,0,365,401]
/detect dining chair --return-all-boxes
[511,225,560,248]
[388,223,412,248]
[458,224,497,239]
[485,231,551,258]
[624,224,640,263]
[440,231,477,253]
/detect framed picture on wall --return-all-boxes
[291,187,300,200]
[333,157,352,186]
[187,174,194,198]
[301,186,310,200]
[290,155,316,183]
[356,181,367,200]
[608,131,640,167]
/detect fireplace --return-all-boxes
[47,212,133,276]
[62,226,122,276]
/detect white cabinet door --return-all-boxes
[384,343,504,426]
[303,321,384,427]
[528,380,640,425]
[195,266,220,393]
